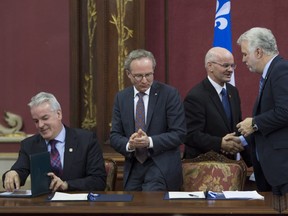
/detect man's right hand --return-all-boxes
[221,132,244,155]
[128,129,150,150]
[3,170,20,192]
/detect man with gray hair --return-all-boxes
[236,27,288,195]
[110,49,186,191]
[2,92,107,192]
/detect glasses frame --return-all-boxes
[130,72,154,82]
[211,61,237,70]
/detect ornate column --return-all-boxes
[70,0,145,147]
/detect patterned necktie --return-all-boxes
[259,76,265,95]
[49,139,63,177]
[221,88,232,123]
[135,92,148,163]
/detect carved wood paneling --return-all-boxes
[70,0,145,147]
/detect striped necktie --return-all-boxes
[49,139,63,177]
[259,76,265,95]
[135,92,148,163]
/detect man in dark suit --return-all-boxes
[110,49,186,191]
[237,27,288,195]
[2,92,106,192]
[183,47,251,167]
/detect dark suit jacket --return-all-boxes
[183,77,251,166]
[2,126,107,191]
[252,55,288,188]
[110,81,187,190]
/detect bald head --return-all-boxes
[205,47,235,86]
[205,47,233,66]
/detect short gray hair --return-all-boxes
[28,92,61,111]
[124,49,156,71]
[237,27,278,55]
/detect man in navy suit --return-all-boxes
[183,47,251,167]
[110,49,186,191]
[237,27,288,195]
[2,92,106,192]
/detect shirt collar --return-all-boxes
[45,124,66,145]
[133,86,151,98]
[262,55,277,79]
[207,76,227,95]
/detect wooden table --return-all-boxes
[0,191,280,215]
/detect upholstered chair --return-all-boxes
[104,158,118,191]
[182,151,247,192]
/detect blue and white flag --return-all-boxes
[213,0,235,85]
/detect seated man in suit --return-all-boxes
[183,47,251,167]
[2,92,107,192]
[110,49,186,191]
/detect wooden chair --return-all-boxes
[181,150,247,192]
[104,158,117,191]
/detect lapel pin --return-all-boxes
[69,148,73,152]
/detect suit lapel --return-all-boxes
[62,127,78,178]
[204,79,231,130]
[253,55,281,115]
[146,82,159,131]
[127,87,136,133]
[227,85,237,129]
[32,136,48,153]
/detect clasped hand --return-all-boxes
[128,129,149,150]
[221,132,244,155]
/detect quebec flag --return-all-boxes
[213,0,235,85]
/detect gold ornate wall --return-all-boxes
[70,0,145,147]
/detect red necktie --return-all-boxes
[49,139,63,177]
[135,92,148,163]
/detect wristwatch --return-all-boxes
[252,118,259,131]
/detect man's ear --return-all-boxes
[56,110,62,119]
[255,47,263,58]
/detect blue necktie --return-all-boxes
[135,92,148,163]
[221,88,232,123]
[259,77,265,95]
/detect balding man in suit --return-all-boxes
[183,47,251,167]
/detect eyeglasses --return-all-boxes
[130,72,154,82]
[211,61,237,70]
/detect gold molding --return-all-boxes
[110,0,133,91]
[82,0,97,130]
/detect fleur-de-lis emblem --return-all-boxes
[215,0,230,30]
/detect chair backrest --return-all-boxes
[182,150,247,192]
[104,158,117,191]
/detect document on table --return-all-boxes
[0,190,32,197]
[222,190,264,200]
[50,192,88,201]
[168,191,206,199]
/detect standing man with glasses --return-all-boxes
[183,47,251,167]
[110,49,186,191]
[236,27,288,195]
